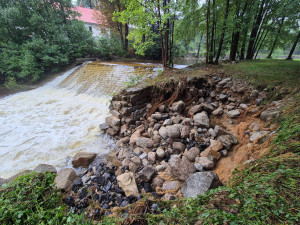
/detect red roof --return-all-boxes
[73,6,108,25]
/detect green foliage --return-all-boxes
[93,35,126,59]
[0,172,90,224]
[0,0,94,85]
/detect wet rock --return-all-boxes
[184,147,200,162]
[107,128,118,136]
[193,112,209,128]
[72,152,97,168]
[250,131,268,142]
[117,172,139,197]
[110,110,122,119]
[169,156,196,181]
[218,134,238,150]
[181,172,222,197]
[79,187,88,199]
[34,164,57,173]
[105,115,120,130]
[260,109,280,122]
[162,181,179,191]
[173,142,185,152]
[72,178,83,192]
[212,108,223,116]
[136,137,154,148]
[195,157,214,170]
[138,165,156,182]
[170,100,185,113]
[226,109,241,118]
[55,168,77,191]
[99,122,109,130]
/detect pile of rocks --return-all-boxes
[100,76,264,199]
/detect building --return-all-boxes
[73,6,109,37]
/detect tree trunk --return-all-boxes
[209,0,215,63]
[196,35,203,64]
[246,0,266,59]
[267,17,285,58]
[286,32,300,60]
[240,26,249,60]
[215,0,229,64]
[254,29,269,59]
[229,31,240,61]
[125,21,129,52]
[206,0,210,64]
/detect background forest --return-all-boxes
[1,0,299,85]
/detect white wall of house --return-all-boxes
[84,23,110,38]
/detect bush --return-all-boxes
[93,35,126,60]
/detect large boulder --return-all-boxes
[34,164,57,173]
[117,172,139,197]
[54,168,77,192]
[136,137,154,148]
[181,172,222,197]
[169,156,196,181]
[72,152,97,168]
[193,112,209,128]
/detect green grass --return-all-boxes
[0,172,89,225]
[222,59,300,91]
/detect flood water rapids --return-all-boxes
[0,62,160,179]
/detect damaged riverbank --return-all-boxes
[1,60,299,224]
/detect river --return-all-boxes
[0,62,159,179]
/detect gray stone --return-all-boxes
[218,78,231,86]
[171,100,185,112]
[239,104,248,110]
[181,172,222,197]
[226,109,241,118]
[184,147,200,162]
[152,176,165,188]
[163,119,173,126]
[201,103,214,113]
[148,152,157,164]
[136,137,154,148]
[250,131,268,142]
[169,156,196,181]
[151,113,162,120]
[138,165,156,182]
[218,134,238,150]
[208,128,216,137]
[250,90,259,99]
[173,142,185,152]
[105,115,120,130]
[72,152,97,168]
[193,112,209,128]
[99,122,109,130]
[156,164,167,172]
[162,181,180,191]
[195,157,214,170]
[219,94,228,101]
[156,147,165,159]
[110,110,121,119]
[188,105,202,117]
[139,152,148,160]
[212,108,223,116]
[181,126,191,139]
[34,164,57,173]
[54,168,77,191]
[194,163,204,171]
[159,124,183,139]
[131,156,142,165]
[255,98,263,105]
[260,109,280,122]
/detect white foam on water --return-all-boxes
[0,62,157,179]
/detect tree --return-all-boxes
[286,32,300,60]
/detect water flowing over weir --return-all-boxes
[0,62,158,179]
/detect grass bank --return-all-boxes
[0,59,299,224]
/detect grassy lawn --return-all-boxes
[222,59,300,90]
